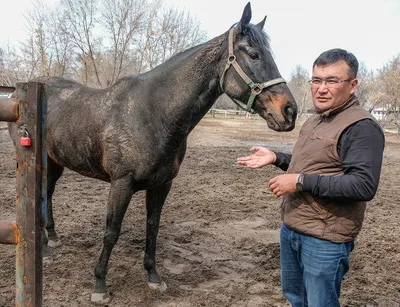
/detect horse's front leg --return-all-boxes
[144,182,172,291]
[91,175,134,305]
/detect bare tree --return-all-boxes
[15,0,75,80]
[0,43,33,83]
[0,48,17,86]
[100,0,146,85]
[288,65,312,118]
[47,9,75,78]
[2,0,207,87]
[356,62,377,111]
[137,0,207,72]
[60,0,103,87]
[161,8,206,60]
[376,54,400,133]
[17,0,51,79]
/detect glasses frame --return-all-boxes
[308,77,354,88]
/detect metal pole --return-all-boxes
[0,97,19,122]
[15,82,44,307]
[0,220,19,244]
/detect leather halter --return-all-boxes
[219,27,286,112]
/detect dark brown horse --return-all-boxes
[9,2,296,304]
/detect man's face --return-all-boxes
[311,60,358,113]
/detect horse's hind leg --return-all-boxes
[46,158,64,247]
[91,175,134,305]
[144,182,172,291]
[42,158,64,263]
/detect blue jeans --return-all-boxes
[280,223,354,307]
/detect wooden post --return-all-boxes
[14,82,45,307]
[0,82,47,306]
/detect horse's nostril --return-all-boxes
[284,104,293,116]
[283,101,298,120]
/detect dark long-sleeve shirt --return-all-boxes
[274,118,385,201]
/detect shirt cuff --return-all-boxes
[303,173,319,193]
[273,152,286,167]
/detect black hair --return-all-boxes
[313,48,359,78]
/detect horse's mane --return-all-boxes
[227,21,271,52]
[163,22,272,66]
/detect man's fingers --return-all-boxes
[237,160,259,168]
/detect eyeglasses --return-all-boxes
[308,77,353,88]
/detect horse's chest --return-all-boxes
[137,153,181,185]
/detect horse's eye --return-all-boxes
[249,52,259,60]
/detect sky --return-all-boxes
[1,0,399,80]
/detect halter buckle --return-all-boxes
[251,84,263,95]
[227,55,236,64]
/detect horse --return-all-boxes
[9,2,297,304]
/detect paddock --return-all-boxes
[1,117,399,306]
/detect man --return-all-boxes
[237,48,385,307]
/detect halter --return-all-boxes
[219,27,286,112]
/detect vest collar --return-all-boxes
[319,95,360,118]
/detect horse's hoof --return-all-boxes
[48,239,62,248]
[148,280,167,292]
[91,292,111,305]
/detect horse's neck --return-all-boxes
[151,41,224,139]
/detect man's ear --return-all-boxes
[350,78,358,95]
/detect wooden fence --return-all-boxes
[205,108,261,119]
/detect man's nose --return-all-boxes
[317,81,329,92]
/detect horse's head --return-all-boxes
[219,2,297,131]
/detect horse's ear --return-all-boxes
[256,16,267,30]
[238,2,252,33]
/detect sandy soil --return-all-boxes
[0,117,399,307]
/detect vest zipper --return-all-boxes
[309,202,328,223]
[310,202,322,215]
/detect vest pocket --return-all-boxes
[301,194,328,220]
[309,201,328,220]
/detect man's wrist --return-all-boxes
[296,173,304,192]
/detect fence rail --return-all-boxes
[0,97,19,122]
[205,108,261,119]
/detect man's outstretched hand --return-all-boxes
[237,146,276,168]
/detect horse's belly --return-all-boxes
[47,139,109,181]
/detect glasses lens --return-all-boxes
[309,79,321,87]
[326,78,340,85]
[309,78,347,88]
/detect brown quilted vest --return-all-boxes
[281,95,378,242]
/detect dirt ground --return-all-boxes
[0,116,399,307]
